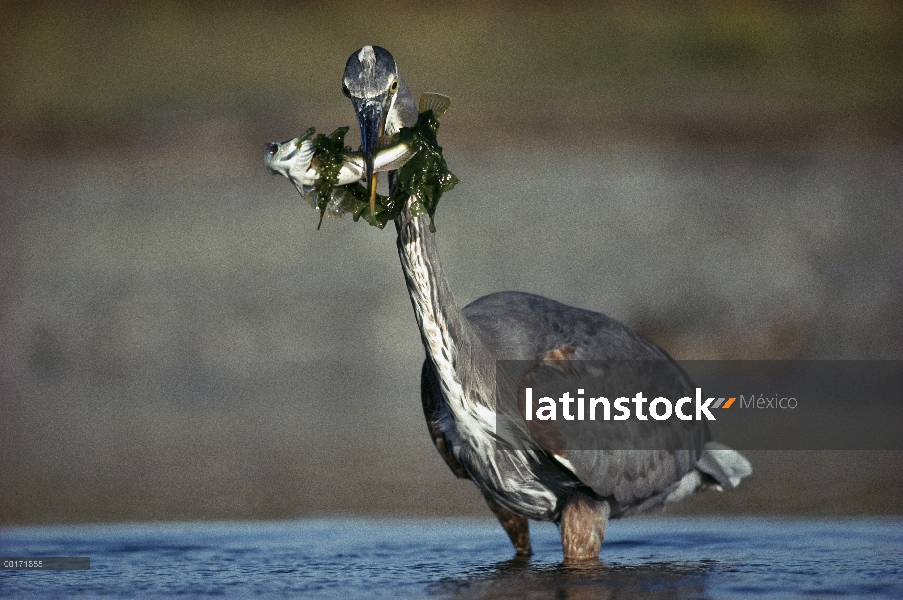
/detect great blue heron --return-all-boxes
[342,45,751,560]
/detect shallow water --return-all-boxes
[1,517,900,599]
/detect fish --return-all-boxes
[264,93,451,222]
[264,127,414,200]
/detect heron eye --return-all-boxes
[389,79,399,94]
[342,84,351,98]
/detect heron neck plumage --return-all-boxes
[395,206,495,407]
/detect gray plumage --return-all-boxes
[343,46,751,559]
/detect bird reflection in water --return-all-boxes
[429,555,711,600]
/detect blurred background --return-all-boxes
[1,1,901,525]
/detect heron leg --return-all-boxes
[560,493,610,561]
[483,495,531,556]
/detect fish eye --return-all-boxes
[342,83,351,98]
[389,79,399,94]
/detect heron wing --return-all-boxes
[464,291,709,512]
[515,354,706,511]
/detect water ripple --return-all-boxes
[1,517,900,599]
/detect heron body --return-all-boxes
[342,46,751,560]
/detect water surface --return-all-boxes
[1,517,900,599]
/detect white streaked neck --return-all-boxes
[394,206,496,413]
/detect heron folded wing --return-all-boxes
[514,345,708,511]
[564,448,698,511]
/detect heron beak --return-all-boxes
[353,96,389,215]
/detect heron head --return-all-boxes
[342,45,403,210]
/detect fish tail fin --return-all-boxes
[419,93,451,120]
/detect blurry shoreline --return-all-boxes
[2,1,901,526]
[2,103,900,159]
[2,124,901,525]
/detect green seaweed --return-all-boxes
[391,110,459,232]
[309,126,350,230]
[308,110,458,231]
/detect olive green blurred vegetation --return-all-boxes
[1,1,901,134]
[1,1,901,526]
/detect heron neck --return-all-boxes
[395,206,495,403]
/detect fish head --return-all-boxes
[264,128,317,194]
